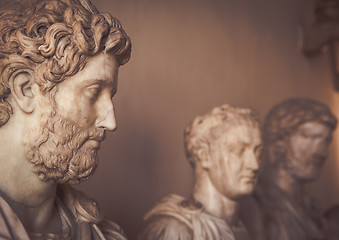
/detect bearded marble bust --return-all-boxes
[0,0,131,239]
[139,104,263,240]
[240,98,337,240]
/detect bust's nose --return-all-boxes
[96,95,117,131]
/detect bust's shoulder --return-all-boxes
[139,194,195,239]
[144,194,203,226]
[140,213,193,240]
[139,194,237,240]
[57,184,103,222]
[97,219,128,240]
[57,184,127,240]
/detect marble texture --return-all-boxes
[0,0,131,238]
[139,104,262,240]
[303,0,339,90]
[241,98,337,240]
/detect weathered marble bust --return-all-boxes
[139,104,263,240]
[0,0,131,239]
[324,205,339,240]
[241,98,337,240]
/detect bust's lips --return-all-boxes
[240,174,257,183]
[79,132,106,149]
[87,139,100,149]
[83,138,103,150]
[89,131,106,142]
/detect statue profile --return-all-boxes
[241,98,337,240]
[0,0,131,239]
[139,104,263,240]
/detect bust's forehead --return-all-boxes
[295,121,332,135]
[212,121,261,141]
[70,53,118,81]
[192,107,258,133]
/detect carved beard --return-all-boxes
[24,112,105,184]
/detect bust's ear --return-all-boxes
[9,71,35,113]
[196,144,211,170]
[269,139,287,162]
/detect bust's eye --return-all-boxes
[254,145,263,157]
[236,146,246,156]
[300,129,315,139]
[86,84,101,99]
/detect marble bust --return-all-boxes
[0,0,131,239]
[241,98,337,240]
[139,104,263,240]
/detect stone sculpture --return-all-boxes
[241,98,337,240]
[139,104,263,240]
[303,0,339,91]
[324,206,339,240]
[0,0,131,239]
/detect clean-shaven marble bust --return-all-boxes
[0,0,131,239]
[139,104,263,240]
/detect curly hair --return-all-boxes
[264,98,337,162]
[0,0,131,126]
[184,104,260,168]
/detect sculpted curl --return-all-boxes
[184,104,260,168]
[0,0,131,126]
[264,98,337,164]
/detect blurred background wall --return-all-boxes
[75,0,339,238]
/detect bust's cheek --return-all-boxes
[66,95,97,128]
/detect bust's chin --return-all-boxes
[288,167,322,183]
[31,146,99,185]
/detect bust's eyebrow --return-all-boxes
[254,144,263,152]
[81,78,113,88]
[83,78,107,83]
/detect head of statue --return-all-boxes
[264,98,337,182]
[0,0,131,184]
[184,104,262,200]
[315,0,339,22]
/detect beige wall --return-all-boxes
[76,0,339,238]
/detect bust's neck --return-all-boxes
[192,169,240,226]
[0,106,59,232]
[2,185,60,233]
[0,143,59,232]
[271,163,304,203]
